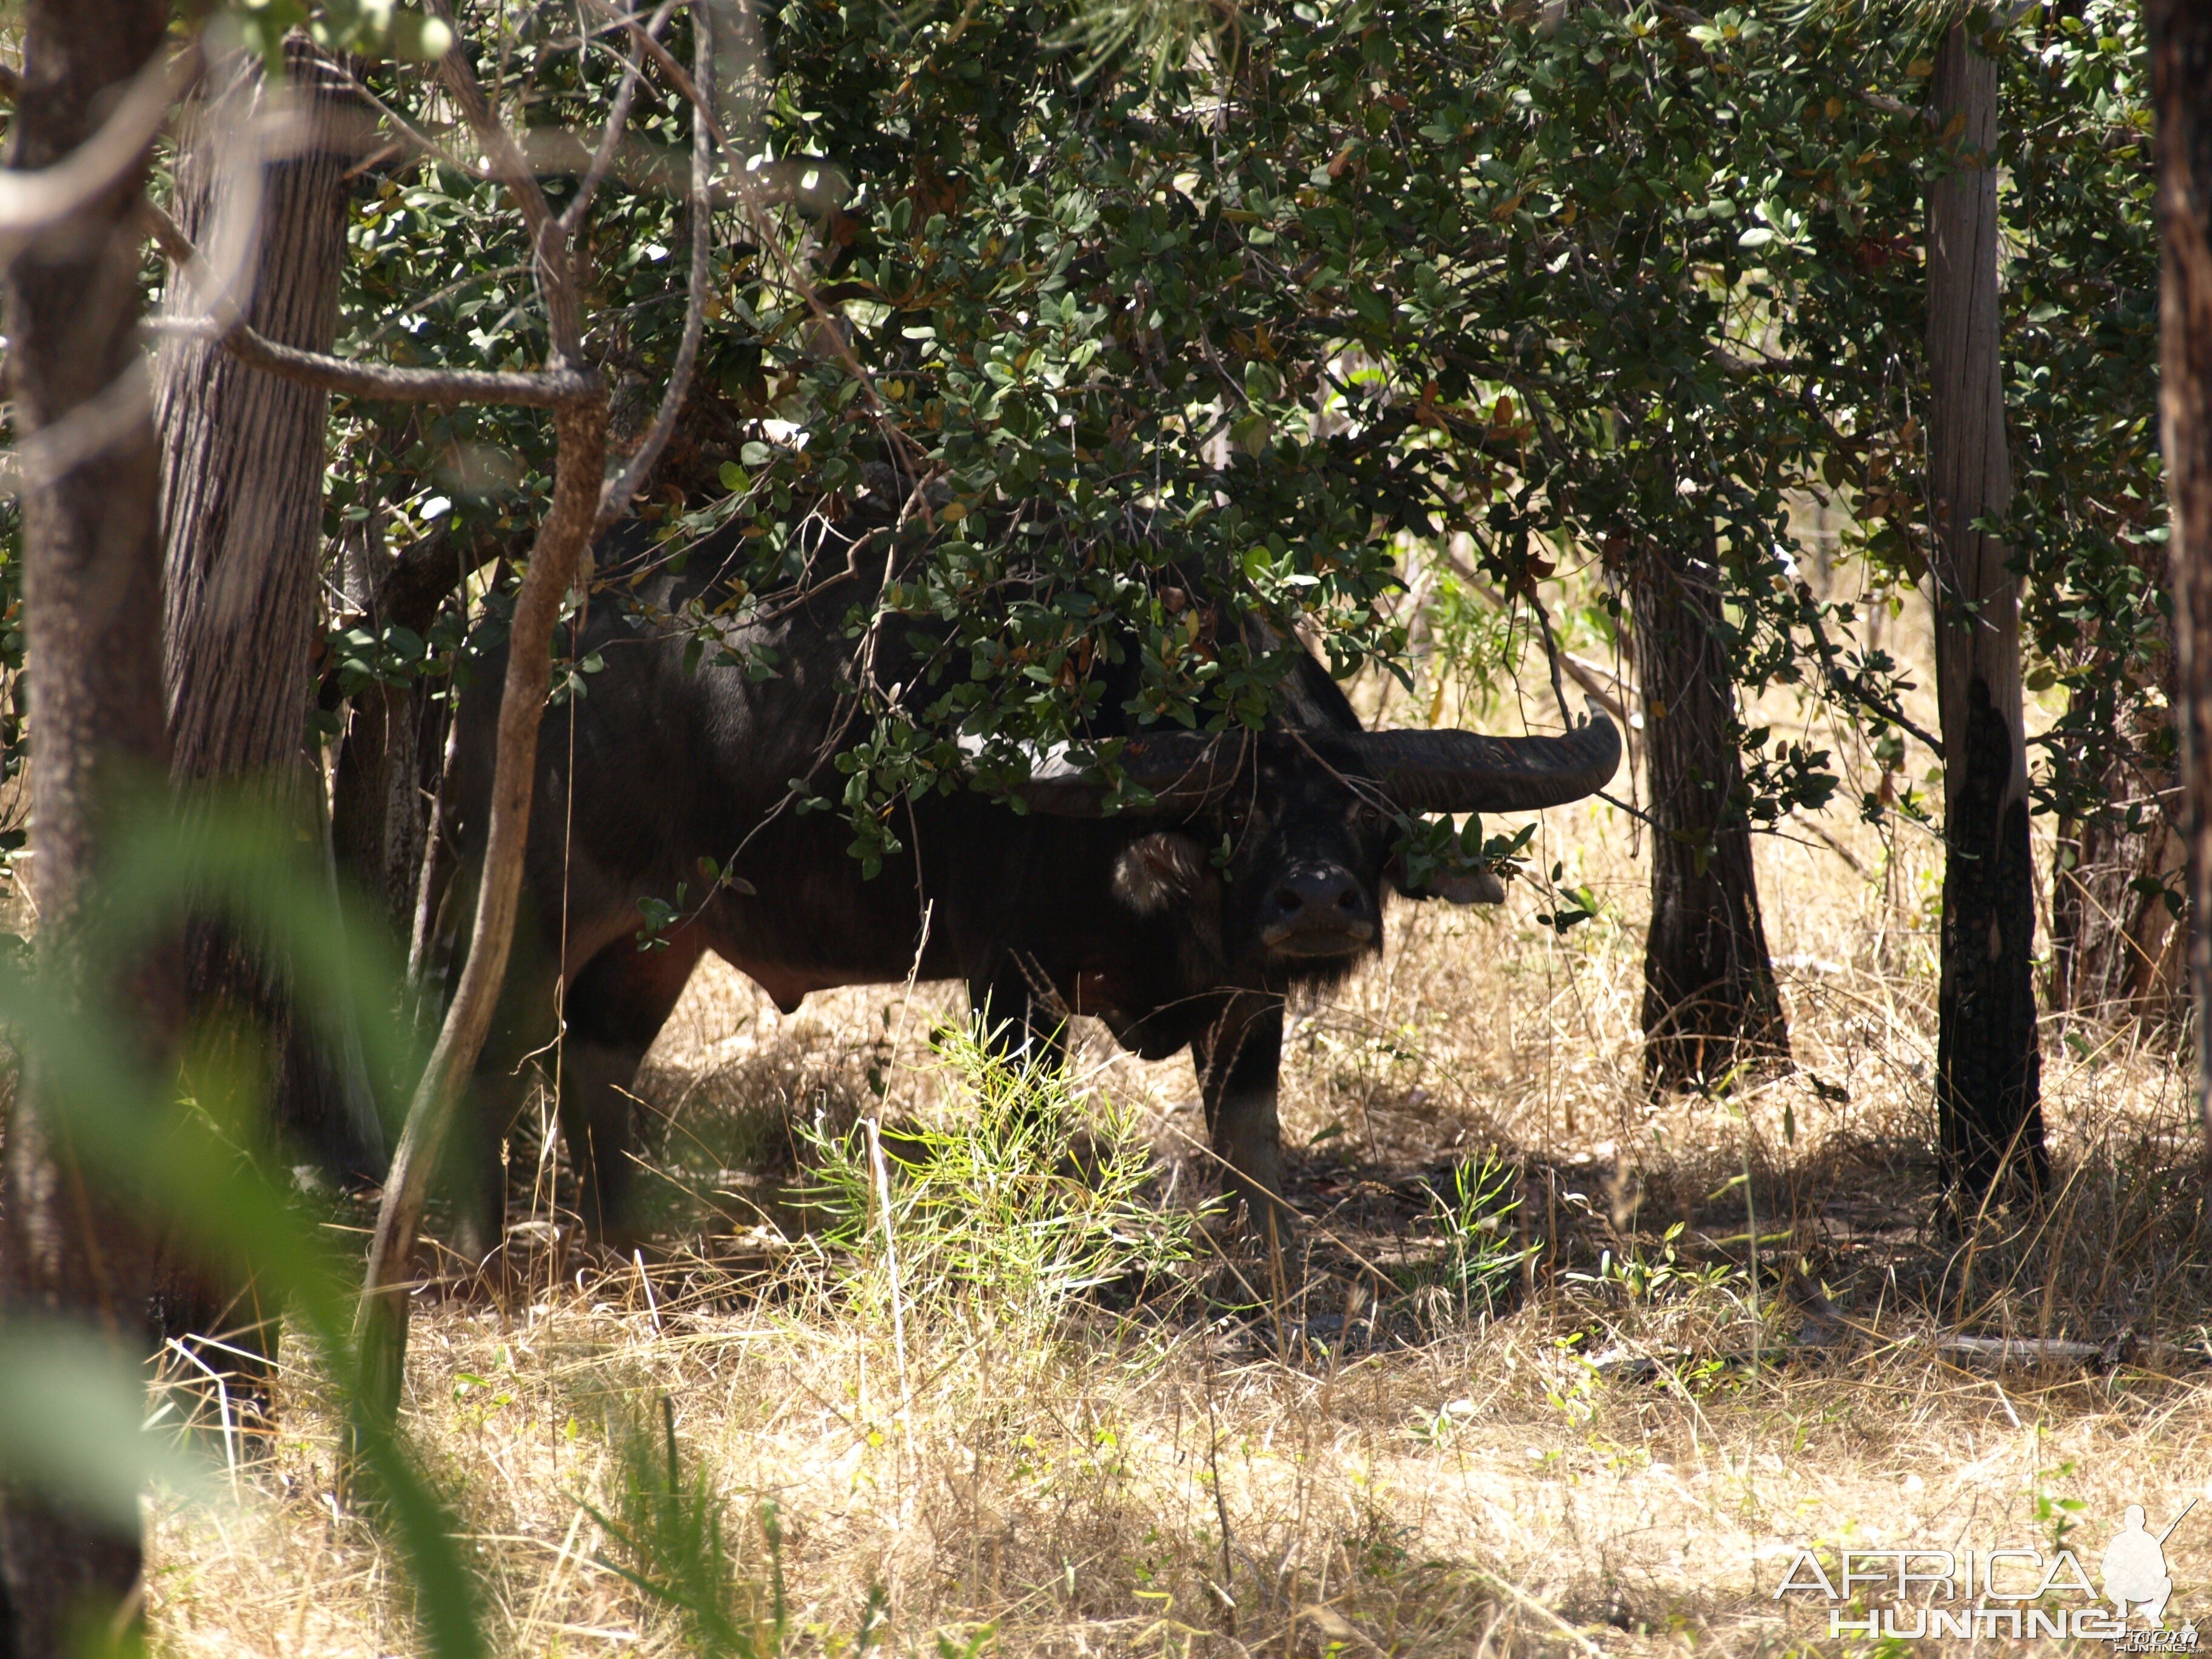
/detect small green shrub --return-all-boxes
[798,1023,1198,1338]
[1424,1155,1535,1325]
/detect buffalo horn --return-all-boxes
[1345,709,1621,814]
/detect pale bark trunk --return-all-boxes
[0,1,173,1649]
[154,39,383,1182]
[1925,22,2047,1198]
[2148,0,2212,1166]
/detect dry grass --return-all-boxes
[144,645,2212,1657]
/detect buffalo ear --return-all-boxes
[1113,831,1215,916]
[1389,857,1507,906]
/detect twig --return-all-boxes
[426,0,586,363]
[583,0,727,144]
[560,0,682,236]
[1937,1333,2132,1369]
[225,320,600,407]
[594,0,716,532]
[1203,1362,1238,1638]
[632,1249,662,1335]
[164,1338,240,1490]
[1800,816,1870,877]
[864,1117,909,1404]
[606,0,930,477]
[1434,546,1630,726]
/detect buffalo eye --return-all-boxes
[1112,830,1216,916]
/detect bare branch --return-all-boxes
[595,0,717,532]
[560,0,683,236]
[1435,546,1631,727]
[582,0,729,145]
[335,64,493,180]
[147,198,597,408]
[223,323,601,407]
[355,394,609,1427]
[607,2,925,476]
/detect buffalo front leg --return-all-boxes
[558,934,703,1250]
[970,950,1070,1068]
[555,1039,652,1252]
[1192,993,1294,1247]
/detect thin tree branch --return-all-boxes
[560,0,683,236]
[424,0,588,364]
[611,5,930,478]
[1433,545,1631,726]
[595,0,716,532]
[582,0,728,145]
[146,198,598,408]
[353,396,607,1431]
[223,324,600,407]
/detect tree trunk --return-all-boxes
[2149,0,2212,1166]
[2049,527,2184,1032]
[0,2,173,1649]
[1626,525,1789,1089]
[1925,22,2048,1198]
[2049,746,2186,1033]
[156,38,383,1184]
[329,523,482,973]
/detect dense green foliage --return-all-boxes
[0,0,2162,883]
[303,0,2163,891]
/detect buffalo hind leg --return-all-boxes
[1193,992,1295,1252]
[559,933,705,1249]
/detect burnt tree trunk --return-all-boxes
[0,1,175,1650]
[2150,0,2212,1164]
[155,39,383,1188]
[1626,525,1788,1088]
[1925,22,2048,1198]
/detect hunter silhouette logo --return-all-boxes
[1775,1498,2200,1644]
[2105,1503,2193,1628]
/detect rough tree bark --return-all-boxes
[0,1,174,1650]
[156,37,382,1186]
[2148,0,2212,1165]
[1925,22,2048,1198]
[1626,525,1789,1089]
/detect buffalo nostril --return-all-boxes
[1273,886,1305,914]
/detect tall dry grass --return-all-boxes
[143,617,2212,1657]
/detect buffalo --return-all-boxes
[443,504,1620,1254]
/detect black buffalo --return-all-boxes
[444,513,1619,1252]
